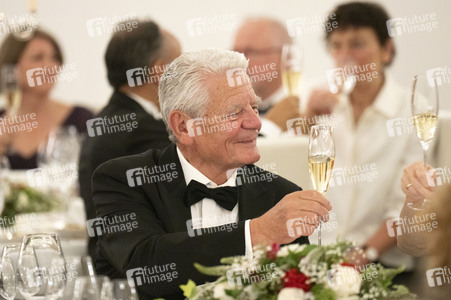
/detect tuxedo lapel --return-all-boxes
[238,169,275,220]
[156,145,192,232]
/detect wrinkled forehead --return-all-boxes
[203,74,257,114]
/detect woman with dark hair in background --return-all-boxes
[0,29,93,169]
[299,2,422,285]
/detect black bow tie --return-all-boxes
[184,180,238,211]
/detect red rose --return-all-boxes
[282,268,312,292]
[266,243,280,260]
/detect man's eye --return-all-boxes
[228,112,240,119]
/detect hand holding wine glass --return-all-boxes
[408,74,439,210]
[308,125,335,245]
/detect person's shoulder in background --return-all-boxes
[63,105,95,133]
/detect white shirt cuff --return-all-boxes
[260,118,282,137]
[244,220,253,258]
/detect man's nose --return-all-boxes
[241,108,262,132]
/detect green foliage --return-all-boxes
[183,242,415,299]
[2,183,60,223]
[311,284,337,300]
[180,280,197,298]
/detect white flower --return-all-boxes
[277,244,307,257]
[16,192,30,210]
[242,285,259,300]
[213,282,235,300]
[326,264,362,298]
[277,288,314,300]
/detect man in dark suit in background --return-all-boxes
[79,20,181,260]
[91,49,331,299]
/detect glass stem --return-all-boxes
[318,222,322,246]
[423,149,427,168]
[318,190,326,246]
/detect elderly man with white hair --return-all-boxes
[92,49,331,300]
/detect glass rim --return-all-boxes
[310,124,333,130]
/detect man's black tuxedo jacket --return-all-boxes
[92,144,309,299]
[78,90,170,259]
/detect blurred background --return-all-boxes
[1,0,450,112]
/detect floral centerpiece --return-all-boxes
[1,181,60,223]
[180,242,415,300]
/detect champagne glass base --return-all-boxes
[407,199,429,211]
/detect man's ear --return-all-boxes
[168,110,194,145]
[152,59,167,78]
[382,39,395,66]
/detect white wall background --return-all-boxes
[1,0,450,112]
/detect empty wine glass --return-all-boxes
[61,255,103,300]
[308,125,335,245]
[0,244,21,299]
[281,44,303,97]
[17,233,67,299]
[72,276,109,300]
[0,257,15,300]
[37,126,81,199]
[408,74,439,210]
[100,279,138,300]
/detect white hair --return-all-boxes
[159,49,249,143]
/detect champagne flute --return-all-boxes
[281,44,303,97]
[17,233,67,299]
[0,156,10,211]
[308,125,335,245]
[4,0,38,41]
[100,279,138,300]
[0,65,21,161]
[409,74,439,210]
[0,64,22,116]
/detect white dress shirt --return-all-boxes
[126,92,162,120]
[176,148,254,258]
[309,74,422,269]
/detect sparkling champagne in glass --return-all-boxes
[409,74,439,210]
[308,125,335,245]
[281,44,303,97]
